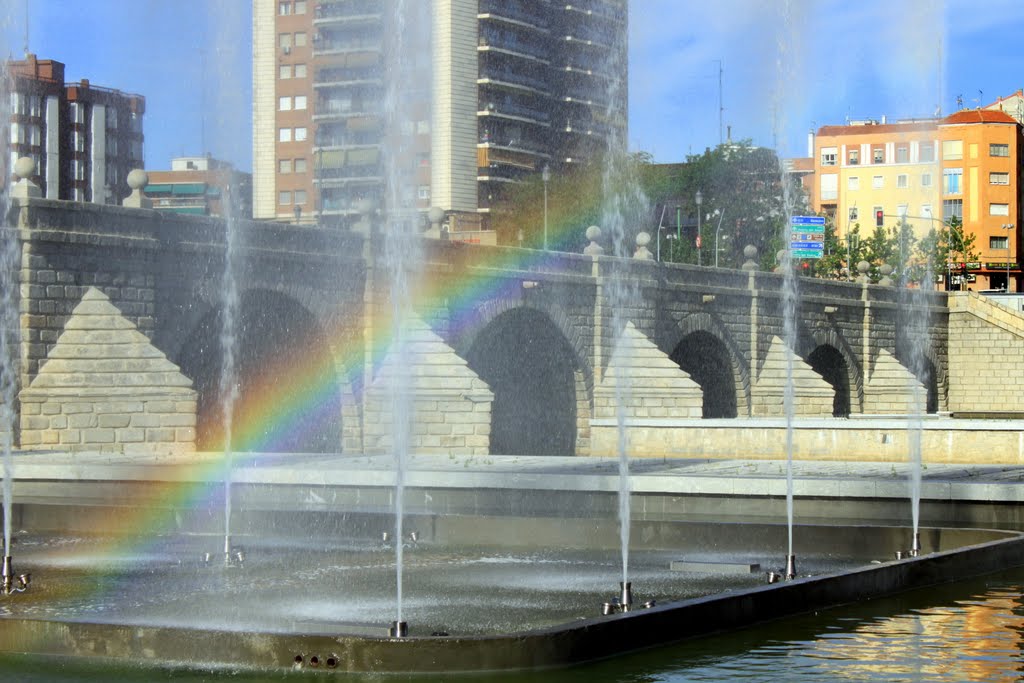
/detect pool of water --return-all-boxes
[4,566,1022,681]
[0,532,856,637]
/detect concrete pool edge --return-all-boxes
[1,528,1022,674]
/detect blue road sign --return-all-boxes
[790,215,826,226]
[792,249,823,258]
[791,241,824,250]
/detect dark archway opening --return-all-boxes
[911,356,940,414]
[807,345,851,417]
[670,331,737,418]
[465,308,578,455]
[176,290,342,453]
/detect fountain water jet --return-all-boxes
[217,183,242,567]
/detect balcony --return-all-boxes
[477,0,546,30]
[313,66,383,89]
[313,33,383,58]
[478,29,549,62]
[313,99,383,122]
[478,100,550,126]
[478,66,549,95]
[313,0,381,26]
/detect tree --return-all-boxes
[913,215,978,290]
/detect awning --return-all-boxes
[347,147,379,166]
[318,149,346,169]
[171,183,207,195]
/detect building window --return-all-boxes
[418,185,430,200]
[896,174,908,189]
[919,143,935,163]
[848,176,859,191]
[279,96,292,111]
[897,204,909,219]
[294,32,307,47]
[991,203,1010,216]
[295,0,307,14]
[991,172,1010,185]
[849,207,858,221]
[819,173,837,200]
[991,235,1009,250]
[895,144,909,163]
[279,159,292,173]
[294,127,307,141]
[943,168,962,195]
[990,143,1010,157]
[820,147,837,166]
[922,172,932,187]
[921,204,932,219]
[294,64,307,78]
[294,189,307,205]
[872,175,884,189]
[69,102,84,124]
[294,158,307,173]
[942,140,963,160]
[279,128,292,142]
[942,198,963,222]
[872,146,884,164]
[279,65,292,79]
[416,120,430,134]
[279,33,292,49]
[279,1,291,15]
[874,206,884,227]
[847,149,859,165]
[294,95,307,110]
[279,191,292,205]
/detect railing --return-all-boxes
[315,0,379,20]
[479,100,550,122]
[478,0,545,27]
[479,29,549,60]
[479,66,548,91]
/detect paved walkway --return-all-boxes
[9,451,1024,503]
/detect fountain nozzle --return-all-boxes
[619,581,632,611]
[785,555,797,580]
[910,533,922,557]
[2,556,30,595]
[389,621,408,638]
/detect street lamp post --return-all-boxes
[695,190,703,266]
[846,232,859,282]
[1002,223,1015,291]
[542,164,550,250]
[713,209,726,268]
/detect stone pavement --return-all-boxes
[8,451,1024,504]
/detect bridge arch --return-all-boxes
[665,313,749,418]
[456,301,586,456]
[174,288,343,453]
[895,344,944,414]
[801,327,862,417]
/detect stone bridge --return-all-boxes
[6,198,962,457]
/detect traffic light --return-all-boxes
[875,209,884,227]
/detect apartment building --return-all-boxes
[6,54,145,204]
[252,0,627,230]
[145,156,253,218]
[812,110,1023,291]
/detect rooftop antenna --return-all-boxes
[23,0,29,57]
[715,59,724,145]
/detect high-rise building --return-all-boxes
[811,109,1024,291]
[6,54,145,204]
[252,0,627,230]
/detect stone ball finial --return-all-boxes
[880,264,893,276]
[583,225,604,256]
[741,244,759,272]
[633,231,653,260]
[857,260,870,274]
[14,157,35,180]
[427,206,445,224]
[127,169,148,190]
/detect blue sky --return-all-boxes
[8,0,1024,171]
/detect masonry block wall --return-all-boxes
[948,292,1024,415]
[19,287,197,453]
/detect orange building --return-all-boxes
[938,109,1022,291]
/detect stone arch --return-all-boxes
[174,288,343,453]
[801,327,862,416]
[665,312,749,418]
[462,306,583,456]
